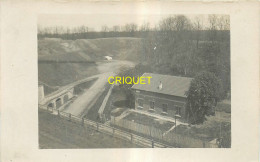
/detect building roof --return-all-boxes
[131,73,193,98]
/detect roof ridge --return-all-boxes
[142,72,194,80]
[132,73,193,97]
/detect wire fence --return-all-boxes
[39,105,171,148]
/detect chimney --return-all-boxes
[159,81,163,90]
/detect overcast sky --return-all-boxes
[38,14,215,31]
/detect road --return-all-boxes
[62,60,135,117]
[39,74,100,105]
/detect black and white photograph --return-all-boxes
[1,1,260,162]
[38,14,231,148]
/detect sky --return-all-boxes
[38,14,220,31]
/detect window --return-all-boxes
[162,104,168,113]
[138,99,143,108]
[150,101,155,109]
[176,106,181,115]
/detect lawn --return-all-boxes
[123,112,175,132]
[38,109,142,148]
[172,111,231,147]
[215,99,231,113]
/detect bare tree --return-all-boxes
[101,25,109,37]
[208,15,218,43]
[222,16,230,30]
[159,15,192,31]
[66,27,71,39]
[124,23,138,32]
[112,25,120,32]
[139,22,150,32]
[101,25,109,32]
[193,16,203,49]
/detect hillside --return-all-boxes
[38,37,144,62]
[38,37,143,88]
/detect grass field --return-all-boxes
[123,112,175,132]
[172,109,231,147]
[38,38,143,62]
[215,99,231,113]
[38,62,98,86]
[38,109,142,148]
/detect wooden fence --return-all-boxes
[39,105,171,148]
[112,117,218,148]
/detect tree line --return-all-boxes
[38,15,229,41]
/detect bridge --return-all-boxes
[38,74,102,110]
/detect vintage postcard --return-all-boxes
[1,1,259,162]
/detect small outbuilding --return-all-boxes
[104,56,112,60]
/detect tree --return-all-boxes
[139,22,150,32]
[66,27,71,39]
[208,15,218,43]
[156,15,193,65]
[101,25,109,37]
[171,46,203,76]
[186,72,223,124]
[193,16,203,49]
[112,25,120,32]
[123,23,138,36]
[124,23,138,32]
[78,25,88,38]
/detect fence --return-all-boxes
[39,105,171,148]
[112,117,219,148]
[113,118,164,141]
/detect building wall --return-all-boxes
[38,85,45,101]
[133,89,187,119]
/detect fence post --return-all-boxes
[69,113,71,121]
[58,110,60,116]
[113,128,115,136]
[152,140,154,148]
[96,122,99,131]
[162,132,164,141]
[131,134,133,143]
[150,126,152,137]
[82,118,84,126]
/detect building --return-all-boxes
[104,56,112,60]
[131,73,193,121]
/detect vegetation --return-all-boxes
[186,72,223,124]
[142,15,230,98]
[73,79,97,95]
[39,109,141,148]
[39,14,230,122]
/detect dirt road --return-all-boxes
[63,60,135,117]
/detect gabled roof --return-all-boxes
[131,73,193,98]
